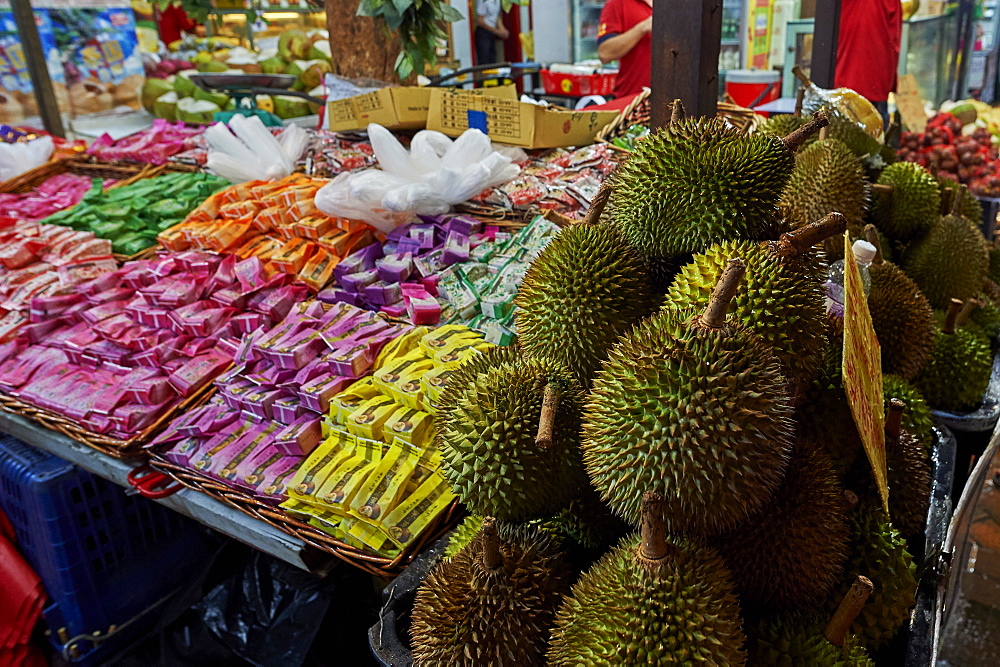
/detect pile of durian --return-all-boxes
[406,101,972,665]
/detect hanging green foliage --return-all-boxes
[356,0,463,80]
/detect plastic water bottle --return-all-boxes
[825,239,877,318]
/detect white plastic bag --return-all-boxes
[314,123,521,232]
[205,115,308,183]
[0,136,54,182]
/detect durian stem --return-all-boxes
[480,517,502,570]
[886,398,905,439]
[792,65,813,88]
[583,181,612,226]
[957,298,977,327]
[824,575,874,647]
[793,87,804,118]
[943,298,963,334]
[871,183,894,197]
[864,224,884,265]
[940,188,955,216]
[699,258,746,328]
[843,489,859,510]
[954,184,968,216]
[535,383,561,450]
[639,491,668,561]
[781,111,830,153]
[818,125,829,141]
[776,212,847,259]
[670,99,686,125]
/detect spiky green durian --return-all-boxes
[939,177,983,223]
[516,224,659,387]
[915,300,993,411]
[547,493,746,665]
[781,138,869,237]
[411,519,573,665]
[865,237,935,379]
[970,294,1000,340]
[544,489,629,552]
[832,503,916,651]
[882,374,934,446]
[610,113,826,263]
[714,441,850,611]
[583,260,794,533]
[871,162,941,241]
[436,347,587,521]
[665,214,842,385]
[902,212,990,309]
[444,515,484,560]
[750,611,874,666]
[988,243,1000,284]
[757,113,813,144]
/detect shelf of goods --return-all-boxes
[0,408,333,574]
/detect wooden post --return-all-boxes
[650,0,723,126]
[811,0,843,89]
[10,0,65,137]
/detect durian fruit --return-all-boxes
[714,440,850,611]
[750,577,875,666]
[410,518,573,665]
[988,241,1000,283]
[515,223,660,387]
[871,161,941,241]
[757,112,812,145]
[583,259,794,533]
[665,213,845,387]
[547,492,747,665]
[780,138,870,243]
[436,346,587,521]
[831,502,917,651]
[610,109,828,264]
[883,399,932,537]
[963,292,1000,340]
[901,191,990,309]
[882,374,934,446]
[939,176,983,223]
[915,298,993,412]
[543,488,629,552]
[863,225,935,380]
[444,514,484,560]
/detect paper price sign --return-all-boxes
[841,232,888,512]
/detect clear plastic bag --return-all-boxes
[0,136,54,182]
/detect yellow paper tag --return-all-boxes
[841,233,888,511]
[894,74,928,134]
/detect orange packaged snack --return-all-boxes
[271,237,317,274]
[298,247,339,291]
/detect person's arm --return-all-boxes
[598,15,651,63]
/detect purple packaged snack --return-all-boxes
[189,416,258,473]
[234,255,267,292]
[334,243,383,280]
[272,416,323,456]
[272,395,307,424]
[109,401,172,436]
[322,342,372,378]
[208,254,237,292]
[247,284,308,321]
[219,377,258,411]
[380,302,406,318]
[211,421,282,481]
[375,252,413,283]
[181,337,219,357]
[253,364,299,386]
[297,374,355,413]
[331,289,361,306]
[395,236,421,255]
[289,359,329,388]
[241,386,284,420]
[445,215,482,236]
[412,248,445,279]
[362,280,402,306]
[340,268,378,293]
[245,450,302,498]
[442,230,470,265]
[316,287,340,304]
[228,312,269,336]
[265,327,329,370]
[408,224,437,249]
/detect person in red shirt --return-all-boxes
[834,0,902,123]
[597,0,652,99]
[158,3,199,47]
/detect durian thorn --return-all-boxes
[957,298,977,327]
[781,111,829,153]
[940,187,955,216]
[535,383,561,451]
[871,183,894,197]
[818,125,829,141]
[777,212,847,259]
[943,298,963,334]
[670,99,686,124]
[864,224,884,264]
[792,65,813,88]
[886,398,905,439]
[480,517,503,570]
[824,575,874,647]
[582,180,612,226]
[699,258,746,329]
[793,86,805,118]
[843,489,859,510]
[638,491,668,562]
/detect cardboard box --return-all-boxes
[325,87,433,132]
[426,86,619,149]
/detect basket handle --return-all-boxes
[126,464,182,499]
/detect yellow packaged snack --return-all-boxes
[373,326,431,370]
[286,429,356,500]
[353,441,420,521]
[373,351,435,403]
[348,518,399,556]
[419,364,460,411]
[316,439,383,508]
[418,324,482,356]
[382,405,433,448]
[400,442,442,497]
[345,395,399,441]
[433,339,493,366]
[380,470,456,548]
[329,377,381,426]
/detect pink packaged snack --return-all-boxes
[240,386,284,420]
[247,284,307,321]
[190,416,258,473]
[219,377,258,411]
[227,312,269,336]
[380,302,406,318]
[297,374,355,413]
[122,369,175,405]
[79,300,133,325]
[264,327,329,370]
[180,337,220,357]
[28,293,82,320]
[167,348,232,397]
[272,395,306,424]
[210,421,282,481]
[109,401,174,437]
[87,286,135,305]
[20,319,62,344]
[234,255,267,292]
[272,416,322,456]
[0,348,67,391]
[322,342,373,378]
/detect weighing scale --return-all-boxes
[189,72,325,127]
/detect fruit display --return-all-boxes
[897,110,1000,198]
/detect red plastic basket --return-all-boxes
[540,69,617,97]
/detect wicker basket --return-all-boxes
[0,156,156,195]
[0,384,216,459]
[150,451,462,577]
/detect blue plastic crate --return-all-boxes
[0,435,217,662]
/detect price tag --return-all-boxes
[895,74,928,134]
[841,232,888,512]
